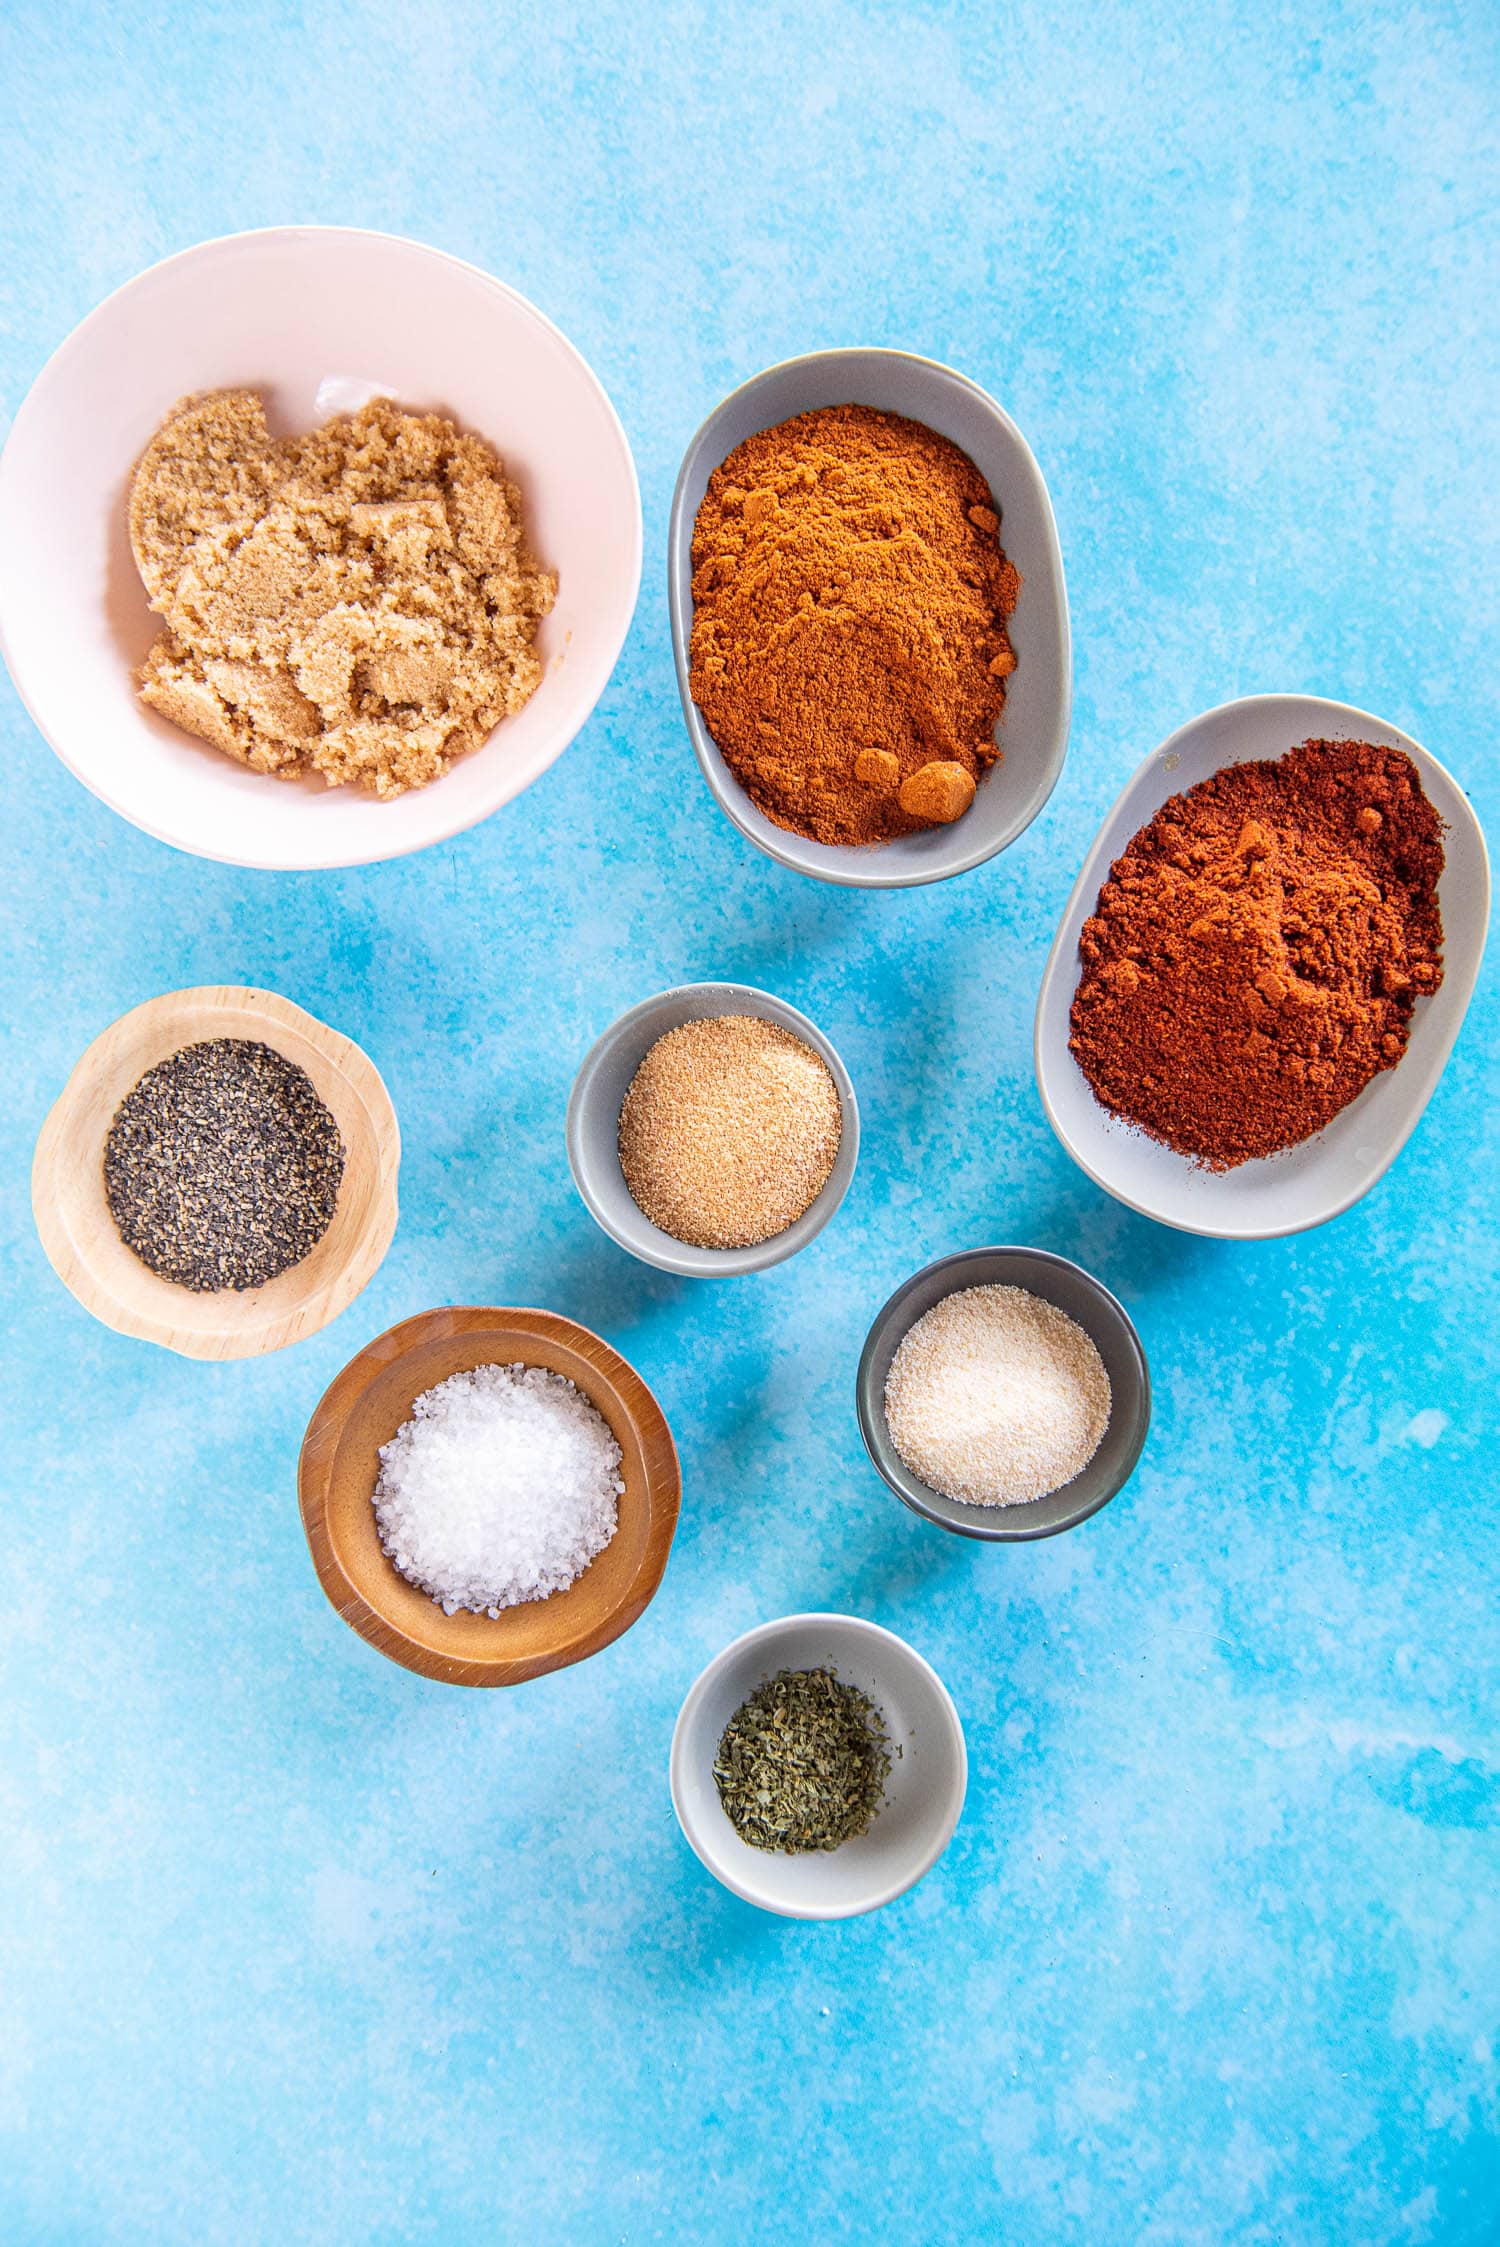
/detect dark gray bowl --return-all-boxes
[667,347,1071,889]
[566,982,859,1277]
[856,1247,1150,1541]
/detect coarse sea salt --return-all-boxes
[884,1284,1111,1507]
[373,1362,623,1616]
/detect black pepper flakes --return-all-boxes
[103,1038,345,1292]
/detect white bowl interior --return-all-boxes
[668,349,1071,888]
[0,228,641,868]
[566,982,859,1276]
[1034,694,1490,1238]
[670,1614,967,1919]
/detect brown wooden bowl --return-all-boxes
[297,1306,682,1687]
[31,985,400,1359]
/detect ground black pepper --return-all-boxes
[103,1038,345,1291]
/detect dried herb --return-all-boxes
[713,1667,891,1854]
[103,1038,345,1292]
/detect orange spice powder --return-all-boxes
[689,405,1020,847]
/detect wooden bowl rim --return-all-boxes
[31,984,400,1359]
[297,1304,683,1687]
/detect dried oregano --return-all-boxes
[713,1668,891,1854]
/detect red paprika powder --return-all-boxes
[1068,738,1445,1168]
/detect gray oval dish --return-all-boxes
[566,982,859,1276]
[1034,694,1492,1240]
[856,1247,1150,1541]
[667,347,1071,889]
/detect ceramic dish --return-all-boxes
[1034,694,1490,1239]
[667,347,1070,888]
[31,985,399,1360]
[0,226,641,868]
[670,1613,966,1919]
[856,1247,1150,1541]
[566,981,859,1276]
[298,1305,681,1686]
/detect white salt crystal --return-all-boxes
[373,1362,623,1615]
[884,1285,1111,1507]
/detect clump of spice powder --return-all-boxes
[689,405,1020,846]
[1069,738,1445,1168]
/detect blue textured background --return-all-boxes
[2,5,1496,2242]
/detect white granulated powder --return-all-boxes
[883,1284,1111,1507]
[373,1362,623,1615]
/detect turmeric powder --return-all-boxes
[689,405,1020,847]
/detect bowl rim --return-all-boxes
[565,979,861,1276]
[855,1245,1152,1542]
[668,1609,968,1919]
[666,344,1071,890]
[0,223,643,870]
[297,1303,682,1687]
[1032,692,1492,1239]
[30,982,400,1359]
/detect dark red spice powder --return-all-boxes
[1068,738,1445,1169]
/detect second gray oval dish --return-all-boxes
[567,982,859,1276]
[1033,693,1492,1241]
[856,1247,1150,1541]
[668,348,1071,889]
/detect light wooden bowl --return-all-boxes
[32,985,400,1359]
[297,1306,682,1687]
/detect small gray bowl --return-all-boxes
[856,1247,1150,1541]
[566,982,859,1276]
[667,346,1071,889]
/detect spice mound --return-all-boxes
[103,1038,345,1293]
[689,404,1020,847]
[619,1015,842,1250]
[373,1363,622,1617]
[1069,739,1445,1168]
[130,391,556,798]
[714,1669,891,1854]
[885,1285,1111,1508]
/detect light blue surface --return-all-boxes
[1,4,1496,2241]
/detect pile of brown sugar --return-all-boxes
[1069,739,1445,1168]
[688,405,1020,846]
[129,391,556,798]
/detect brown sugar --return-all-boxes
[130,391,556,798]
[1068,739,1445,1168]
[688,405,1020,846]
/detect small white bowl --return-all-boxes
[1034,694,1490,1239]
[668,347,1071,888]
[566,982,859,1276]
[0,227,641,869]
[670,1613,966,1919]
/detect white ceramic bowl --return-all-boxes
[668,348,1071,888]
[0,227,641,868]
[1035,694,1490,1239]
[670,1613,966,1919]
